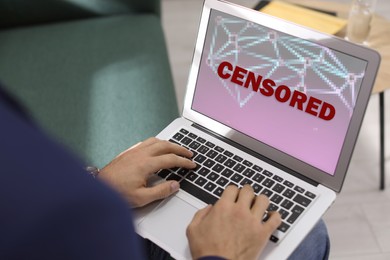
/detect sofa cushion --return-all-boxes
[0,14,178,167]
[0,0,161,28]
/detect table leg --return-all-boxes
[380,92,385,190]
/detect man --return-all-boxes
[0,85,329,259]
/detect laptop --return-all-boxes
[134,0,380,259]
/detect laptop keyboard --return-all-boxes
[157,128,317,243]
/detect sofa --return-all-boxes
[0,0,179,168]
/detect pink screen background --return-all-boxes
[192,10,367,175]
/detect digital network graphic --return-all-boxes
[205,14,365,117]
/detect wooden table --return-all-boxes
[283,0,390,189]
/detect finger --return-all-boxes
[145,154,196,176]
[236,185,255,208]
[133,137,161,150]
[263,211,282,235]
[135,180,181,206]
[219,185,240,203]
[148,140,193,158]
[251,194,270,217]
[116,138,161,157]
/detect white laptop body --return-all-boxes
[134,0,380,259]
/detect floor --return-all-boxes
[161,0,390,259]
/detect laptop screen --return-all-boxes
[191,9,368,176]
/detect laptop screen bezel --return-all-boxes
[182,0,380,192]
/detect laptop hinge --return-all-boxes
[192,123,320,187]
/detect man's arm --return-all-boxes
[0,90,144,259]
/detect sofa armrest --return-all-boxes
[0,0,161,28]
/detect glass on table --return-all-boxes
[345,0,377,45]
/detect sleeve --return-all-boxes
[0,90,145,260]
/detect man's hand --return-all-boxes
[186,185,282,260]
[98,138,196,207]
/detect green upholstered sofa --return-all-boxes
[0,0,179,168]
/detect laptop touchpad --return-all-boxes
[138,196,200,259]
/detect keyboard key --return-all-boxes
[214,187,224,197]
[198,167,210,176]
[180,179,218,205]
[243,160,253,167]
[215,154,228,163]
[190,150,198,159]
[279,209,289,219]
[252,183,262,194]
[189,141,201,150]
[204,182,217,192]
[206,150,218,159]
[293,194,312,207]
[272,184,285,193]
[179,129,189,135]
[283,180,294,188]
[204,159,216,169]
[282,189,296,199]
[270,235,279,243]
[188,133,197,139]
[271,194,283,204]
[181,136,192,146]
[195,176,207,187]
[253,165,263,172]
[197,145,210,154]
[267,203,279,211]
[291,204,304,215]
[240,178,253,186]
[261,189,273,197]
[158,169,171,179]
[177,168,189,176]
[207,172,219,181]
[262,178,275,188]
[170,167,179,172]
[196,136,206,143]
[224,159,236,168]
[193,164,201,172]
[252,173,265,183]
[278,222,290,233]
[233,155,243,162]
[194,154,207,164]
[216,176,229,187]
[243,168,255,178]
[272,175,283,183]
[205,141,215,148]
[281,199,293,210]
[212,163,225,173]
[305,191,316,199]
[287,205,304,224]
[172,132,184,141]
[294,185,305,193]
[186,172,198,182]
[262,170,273,177]
[223,150,233,157]
[231,173,243,184]
[215,146,224,153]
[167,173,182,182]
[221,168,234,178]
[233,163,246,173]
